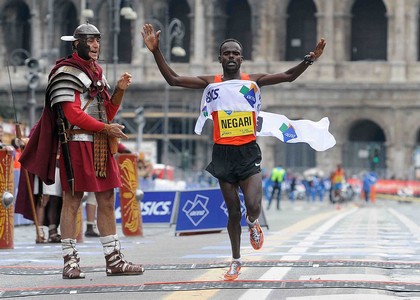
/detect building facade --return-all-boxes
[0,0,419,180]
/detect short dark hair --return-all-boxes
[219,38,242,55]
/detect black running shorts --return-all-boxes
[206,141,262,184]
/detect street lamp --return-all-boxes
[147,16,185,178]
[9,49,40,129]
[80,0,94,23]
[24,57,40,129]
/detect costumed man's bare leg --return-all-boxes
[60,191,85,279]
[35,194,48,243]
[85,196,99,237]
[46,195,62,242]
[95,189,144,276]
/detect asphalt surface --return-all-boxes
[2,198,420,299]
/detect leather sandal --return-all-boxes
[105,250,144,276]
[48,232,62,243]
[36,228,48,244]
[63,252,85,279]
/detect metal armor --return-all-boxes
[47,66,110,142]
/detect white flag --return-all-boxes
[257,111,336,151]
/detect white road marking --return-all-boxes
[238,208,358,300]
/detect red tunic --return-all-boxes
[58,54,121,192]
[19,53,122,194]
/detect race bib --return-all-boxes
[217,111,255,137]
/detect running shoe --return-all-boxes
[224,260,241,281]
[249,219,264,250]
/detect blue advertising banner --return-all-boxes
[115,190,177,224]
[140,191,177,223]
[175,188,248,234]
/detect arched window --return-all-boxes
[169,0,191,62]
[94,1,111,64]
[344,120,387,176]
[417,129,420,144]
[348,120,386,142]
[225,0,252,60]
[55,0,78,58]
[351,0,387,61]
[1,1,31,65]
[285,0,317,61]
[118,1,135,64]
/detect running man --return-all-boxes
[141,24,326,280]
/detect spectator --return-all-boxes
[267,165,286,210]
[362,171,377,203]
[331,164,345,199]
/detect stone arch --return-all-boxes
[54,0,78,58]
[285,0,317,61]
[350,0,387,60]
[224,0,252,60]
[92,0,110,62]
[1,0,31,65]
[205,0,252,60]
[348,119,386,142]
[341,112,391,145]
[344,119,387,176]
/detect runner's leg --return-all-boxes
[219,179,242,259]
[240,172,263,223]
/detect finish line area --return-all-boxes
[1,259,420,275]
[2,260,420,297]
[1,279,420,298]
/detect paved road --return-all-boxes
[1,197,420,299]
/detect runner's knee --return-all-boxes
[227,206,242,222]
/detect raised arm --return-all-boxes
[250,38,326,87]
[141,24,212,89]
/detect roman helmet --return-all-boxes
[61,23,101,42]
[61,22,101,60]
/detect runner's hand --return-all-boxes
[307,38,326,60]
[141,24,161,53]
